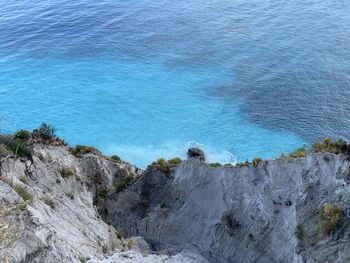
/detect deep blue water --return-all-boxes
[1,0,349,167]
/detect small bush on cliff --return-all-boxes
[96,189,109,208]
[0,135,32,158]
[282,147,309,159]
[116,175,134,193]
[156,158,167,166]
[78,256,91,263]
[236,160,251,167]
[152,157,182,168]
[295,224,304,239]
[14,130,30,140]
[209,162,222,167]
[111,155,121,162]
[313,138,348,154]
[168,157,182,165]
[59,166,76,178]
[14,184,33,203]
[319,203,343,236]
[34,123,55,140]
[252,158,263,167]
[0,144,9,157]
[69,145,102,156]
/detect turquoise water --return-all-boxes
[1,1,349,167]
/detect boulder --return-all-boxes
[187,148,205,162]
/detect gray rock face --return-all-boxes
[0,145,138,263]
[105,153,350,263]
[2,143,350,263]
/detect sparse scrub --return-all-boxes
[111,240,117,252]
[110,155,121,161]
[209,162,222,167]
[69,145,102,157]
[319,203,343,236]
[35,123,55,140]
[295,224,304,239]
[133,200,150,214]
[44,197,55,209]
[78,256,91,263]
[0,144,9,157]
[19,176,28,184]
[168,157,182,165]
[0,184,34,215]
[14,184,33,203]
[236,160,251,167]
[282,147,309,159]
[96,189,109,208]
[36,153,45,162]
[151,157,182,169]
[0,135,32,158]
[156,158,167,166]
[252,158,263,167]
[313,138,348,154]
[14,130,30,140]
[126,239,134,250]
[59,166,76,178]
[116,175,134,193]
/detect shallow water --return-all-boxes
[0,0,349,167]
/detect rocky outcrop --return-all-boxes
[0,145,138,263]
[104,153,350,263]
[187,148,205,162]
[1,141,350,263]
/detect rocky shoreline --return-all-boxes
[1,127,350,262]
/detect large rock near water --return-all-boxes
[187,148,205,162]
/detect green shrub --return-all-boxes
[116,181,128,193]
[236,160,251,167]
[313,138,348,154]
[36,122,55,139]
[295,224,304,239]
[168,157,182,166]
[14,130,30,140]
[116,175,134,193]
[14,185,33,203]
[157,158,167,166]
[152,157,182,168]
[19,176,29,184]
[96,189,109,207]
[133,200,150,214]
[252,158,263,167]
[0,144,9,156]
[59,166,76,178]
[78,256,91,263]
[209,163,222,167]
[111,155,121,161]
[69,145,102,156]
[0,135,32,158]
[284,147,309,159]
[319,203,343,236]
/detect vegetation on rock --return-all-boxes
[116,175,134,193]
[319,203,343,236]
[59,166,76,178]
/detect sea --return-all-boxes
[1,0,349,167]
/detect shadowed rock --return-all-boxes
[187,148,205,162]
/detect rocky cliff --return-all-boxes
[104,153,350,263]
[1,136,350,263]
[0,143,139,262]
